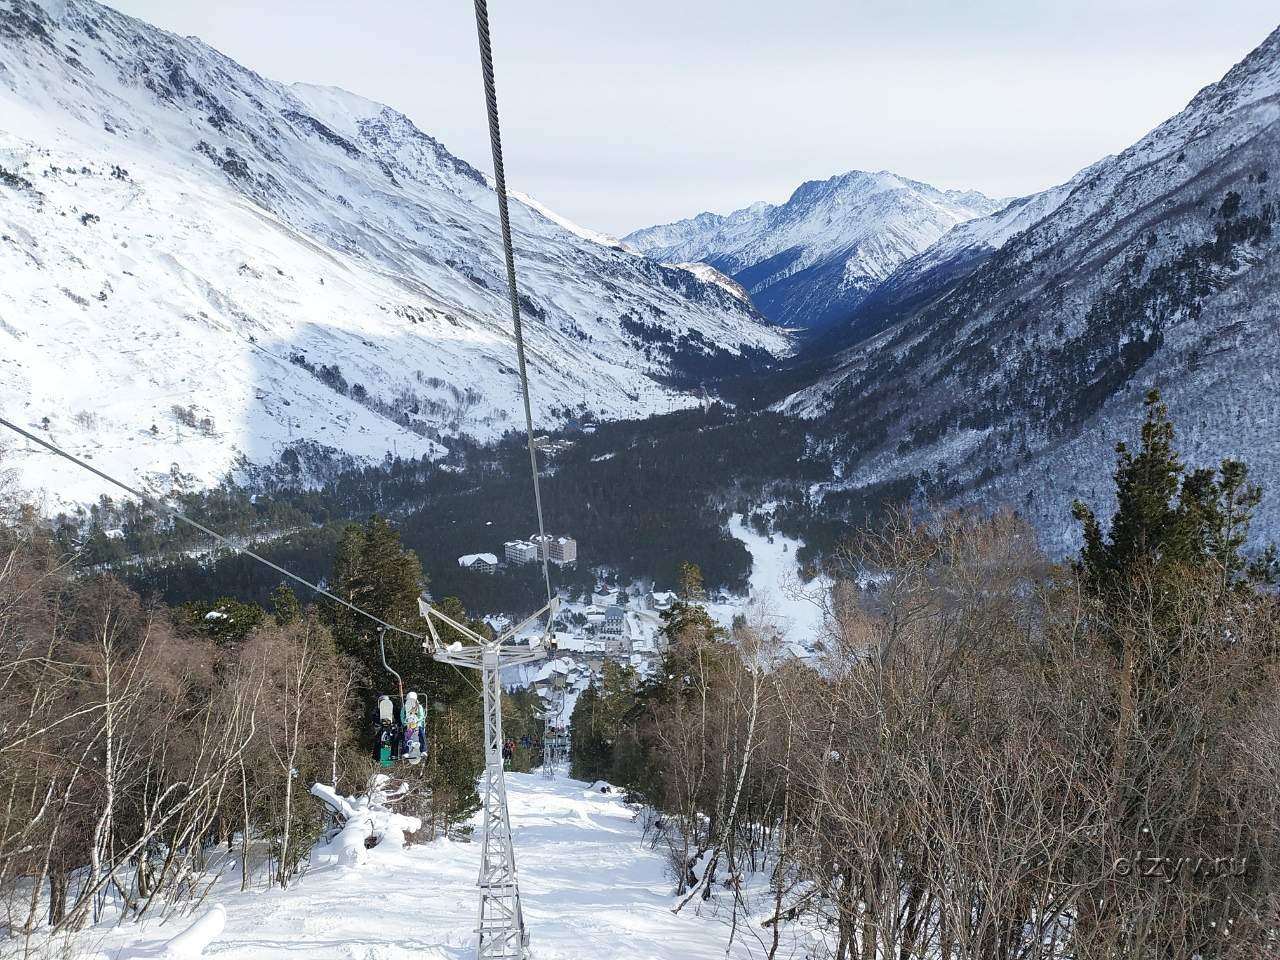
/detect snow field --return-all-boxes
[708,514,828,655]
[73,774,787,960]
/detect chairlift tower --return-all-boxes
[540,673,568,780]
[424,599,557,960]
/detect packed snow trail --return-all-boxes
[82,774,777,960]
[707,514,828,654]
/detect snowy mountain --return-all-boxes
[0,0,789,506]
[623,171,1003,333]
[784,23,1280,550]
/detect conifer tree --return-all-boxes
[650,562,728,706]
[1072,389,1265,596]
[325,515,431,681]
[568,662,641,783]
[270,583,302,626]
[569,682,610,781]
[178,596,265,646]
[324,516,488,825]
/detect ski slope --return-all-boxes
[708,514,828,656]
[76,774,797,960]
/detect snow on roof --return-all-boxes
[457,553,497,567]
[553,633,586,652]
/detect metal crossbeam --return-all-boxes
[424,599,556,959]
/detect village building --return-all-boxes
[504,540,539,565]
[602,605,625,636]
[457,552,497,575]
[647,590,676,612]
[530,533,578,565]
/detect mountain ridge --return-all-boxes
[0,0,789,506]
[623,169,1003,332]
[781,22,1280,550]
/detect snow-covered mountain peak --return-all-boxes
[287,83,390,131]
[780,20,1280,550]
[624,168,1001,332]
[0,0,788,506]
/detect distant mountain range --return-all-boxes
[0,0,788,505]
[3,0,1278,557]
[624,171,1003,333]
[782,22,1280,550]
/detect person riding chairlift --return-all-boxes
[402,691,427,757]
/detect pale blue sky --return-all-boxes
[109,1,1280,235]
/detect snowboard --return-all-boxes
[376,696,397,767]
[403,725,422,765]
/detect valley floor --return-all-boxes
[72,774,804,960]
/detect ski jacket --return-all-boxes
[402,701,425,728]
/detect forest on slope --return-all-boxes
[569,394,1280,958]
[0,478,552,948]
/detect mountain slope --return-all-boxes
[74,774,772,960]
[783,23,1280,549]
[0,0,789,505]
[624,171,1002,333]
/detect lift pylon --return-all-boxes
[540,671,569,779]
[423,598,557,960]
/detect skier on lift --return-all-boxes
[402,691,426,763]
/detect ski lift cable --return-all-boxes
[472,0,555,624]
[0,414,428,644]
[0,416,486,699]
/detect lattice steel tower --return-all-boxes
[425,602,554,959]
[541,671,569,779]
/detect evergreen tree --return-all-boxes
[270,583,302,626]
[569,682,610,781]
[325,515,431,684]
[678,561,706,602]
[1202,458,1263,588]
[1072,390,1191,585]
[177,596,265,646]
[569,662,640,783]
[1072,389,1265,597]
[650,562,728,706]
[323,516,488,827]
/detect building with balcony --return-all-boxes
[457,553,497,575]
[504,540,539,565]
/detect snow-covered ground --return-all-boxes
[71,774,804,960]
[708,514,828,655]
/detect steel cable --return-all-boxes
[472,0,555,624]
